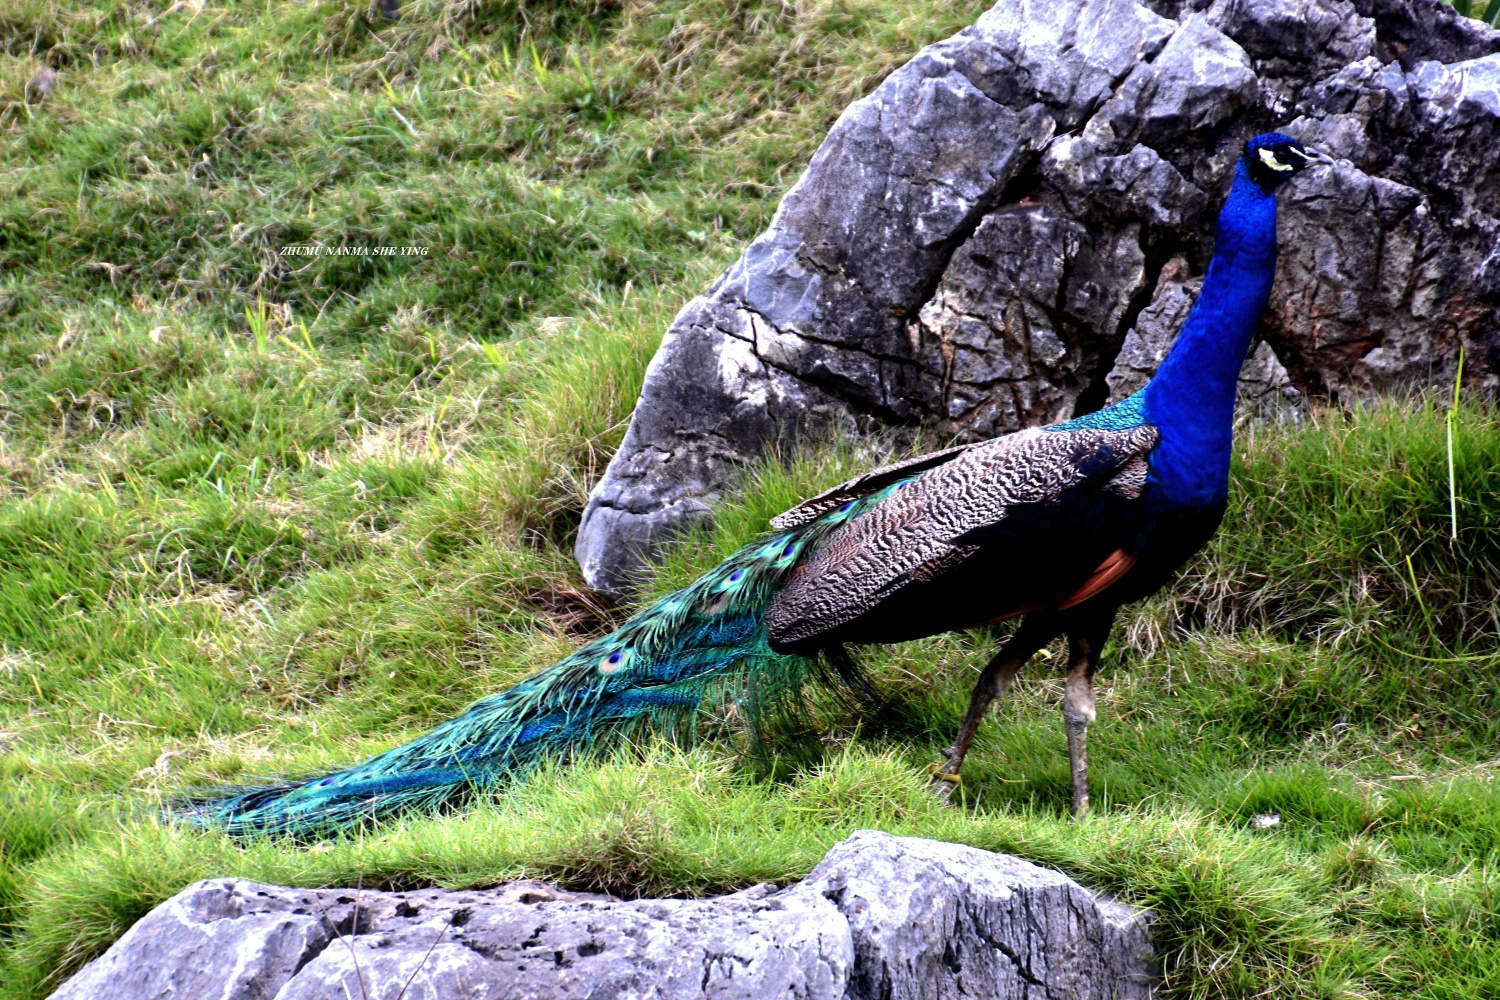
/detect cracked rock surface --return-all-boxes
[50,831,1152,1000]
[577,0,1500,596]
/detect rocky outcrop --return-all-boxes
[576,0,1500,596]
[50,831,1153,1000]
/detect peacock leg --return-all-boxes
[1062,612,1115,818]
[929,615,1058,803]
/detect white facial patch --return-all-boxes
[1258,147,1293,172]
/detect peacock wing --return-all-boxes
[769,441,980,531]
[765,424,1159,650]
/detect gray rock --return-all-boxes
[912,207,1146,438]
[803,831,1153,1000]
[51,831,1152,1000]
[1044,138,1208,232]
[1081,13,1260,151]
[1345,0,1500,65]
[578,0,1500,595]
[1204,0,1377,105]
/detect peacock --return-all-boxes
[187,133,1322,838]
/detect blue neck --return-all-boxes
[1142,161,1279,509]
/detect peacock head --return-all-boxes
[1244,132,1322,191]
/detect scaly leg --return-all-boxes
[1062,611,1116,818]
[929,615,1058,803]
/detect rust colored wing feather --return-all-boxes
[1056,548,1138,610]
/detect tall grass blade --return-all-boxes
[246,299,270,353]
[479,341,506,372]
[1448,347,1464,541]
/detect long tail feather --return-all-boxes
[180,499,882,839]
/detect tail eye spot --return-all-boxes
[728,570,743,583]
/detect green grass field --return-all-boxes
[2,1,1499,997]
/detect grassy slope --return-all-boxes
[1,1,1498,997]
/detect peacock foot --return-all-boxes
[925,761,963,805]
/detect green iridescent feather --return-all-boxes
[184,481,902,838]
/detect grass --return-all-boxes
[2,1,1499,998]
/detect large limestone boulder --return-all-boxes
[577,0,1500,596]
[50,831,1152,1000]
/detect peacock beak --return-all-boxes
[1290,145,1334,169]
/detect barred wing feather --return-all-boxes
[770,441,979,530]
[765,424,1159,649]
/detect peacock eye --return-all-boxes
[728,570,743,582]
[781,543,796,558]
[1257,147,1293,173]
[838,501,855,512]
[599,649,628,674]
